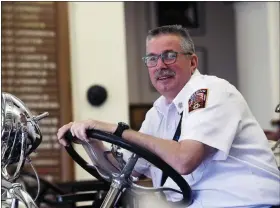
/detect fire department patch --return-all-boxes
[188,89,208,113]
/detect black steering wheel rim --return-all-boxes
[64,129,192,206]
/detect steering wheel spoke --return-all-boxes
[101,177,129,208]
[100,152,140,207]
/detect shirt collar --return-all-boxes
[153,69,201,115]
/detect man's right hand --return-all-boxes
[57,120,98,146]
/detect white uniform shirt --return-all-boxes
[125,70,280,208]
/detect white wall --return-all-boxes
[68,2,129,180]
[234,2,280,130]
[125,2,237,104]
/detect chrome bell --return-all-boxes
[1,92,49,182]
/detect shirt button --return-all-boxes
[178,102,183,109]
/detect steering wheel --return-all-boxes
[63,129,192,208]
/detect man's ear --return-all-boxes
[190,55,198,73]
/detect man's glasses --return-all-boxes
[142,51,193,67]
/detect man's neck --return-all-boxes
[165,96,175,104]
[164,83,187,104]
[164,89,181,104]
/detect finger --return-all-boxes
[76,124,88,141]
[57,134,66,146]
[57,122,72,140]
[57,126,67,140]
[70,123,76,138]
[71,123,85,141]
[77,125,89,142]
[59,137,68,146]
[81,128,88,141]
[83,120,96,141]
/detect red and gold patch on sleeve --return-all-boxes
[188,89,208,113]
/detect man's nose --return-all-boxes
[157,57,167,68]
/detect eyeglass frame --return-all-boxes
[142,50,193,67]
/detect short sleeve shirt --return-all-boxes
[124,70,280,207]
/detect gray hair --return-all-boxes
[146,25,195,53]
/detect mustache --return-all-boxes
[155,68,176,79]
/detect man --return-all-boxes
[57,25,280,207]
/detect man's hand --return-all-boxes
[57,122,74,146]
[57,119,118,146]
